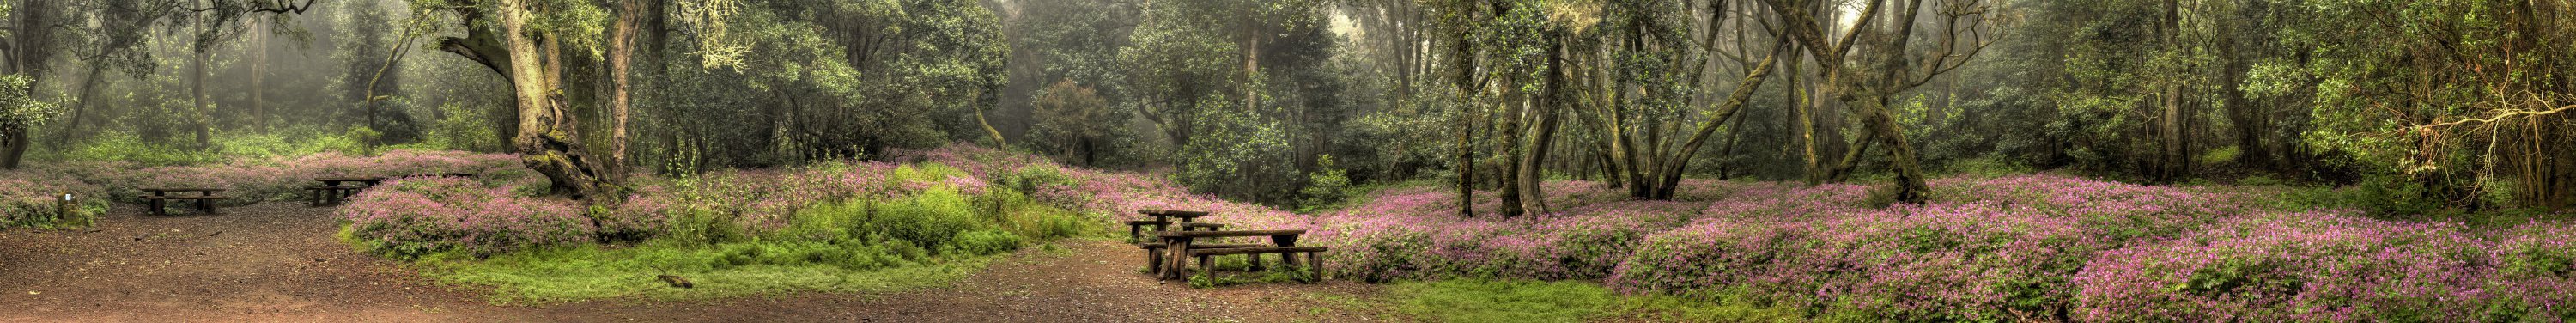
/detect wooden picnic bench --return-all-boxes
[1127,210,1214,242]
[1157,229,1327,281]
[138,188,228,216]
[1139,242,1264,275]
[307,177,382,206]
[308,174,478,206]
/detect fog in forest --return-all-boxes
[2,0,2572,320]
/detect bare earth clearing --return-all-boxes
[0,203,1396,322]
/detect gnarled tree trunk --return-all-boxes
[440,2,617,200]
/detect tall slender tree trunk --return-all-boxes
[250,21,267,131]
[1516,38,1568,214]
[1652,44,1784,199]
[1497,75,1527,217]
[1790,44,1818,185]
[1455,100,1475,217]
[191,47,212,149]
[54,64,105,149]
[605,0,643,179]
[1449,26,1479,218]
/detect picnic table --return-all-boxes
[139,188,228,216]
[309,174,478,206]
[307,177,384,206]
[1155,229,1326,281]
[1127,210,1213,242]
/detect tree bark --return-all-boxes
[1449,23,1479,218]
[53,64,104,149]
[1859,97,1929,201]
[1648,43,1784,199]
[191,35,212,149]
[1764,0,1935,203]
[439,2,617,200]
[0,126,27,169]
[1497,70,1526,217]
[2157,0,2181,183]
[1516,36,1569,214]
[605,0,641,179]
[250,20,267,131]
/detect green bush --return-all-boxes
[862,188,984,249]
[56,131,222,167]
[1298,155,1353,213]
[1939,155,2034,179]
[1003,164,1075,193]
[417,102,502,152]
[950,229,1024,256]
[2273,174,2451,218]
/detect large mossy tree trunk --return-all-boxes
[0,126,27,169]
[439,0,617,200]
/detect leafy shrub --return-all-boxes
[862,188,985,250]
[339,177,597,259]
[1297,155,1353,213]
[54,131,226,167]
[1940,155,2035,178]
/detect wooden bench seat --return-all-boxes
[1126,220,1171,242]
[306,186,365,205]
[1139,243,1262,274]
[137,194,230,216]
[142,195,228,199]
[1186,247,1329,280]
[1127,221,1232,243]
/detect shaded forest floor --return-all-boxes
[0,203,1399,322]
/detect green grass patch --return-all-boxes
[383,176,1107,304]
[1388,279,1814,323]
[412,241,996,304]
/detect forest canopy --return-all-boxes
[0,0,2567,215]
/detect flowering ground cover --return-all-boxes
[0,149,519,229]
[41,146,2569,320]
[0,169,108,229]
[31,149,532,205]
[333,147,1096,302]
[883,146,2576,321]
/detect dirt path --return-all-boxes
[0,203,1397,322]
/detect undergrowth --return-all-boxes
[349,162,1107,302]
[410,241,997,304]
[1388,279,1814,323]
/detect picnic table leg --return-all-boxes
[1309,251,1326,282]
[1273,235,1301,269]
[1145,247,1163,275]
[1197,253,1214,282]
[1164,237,1191,281]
